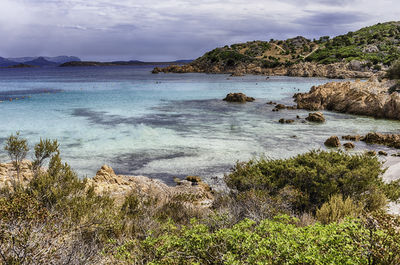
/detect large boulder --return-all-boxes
[306,112,325,123]
[223,93,255,103]
[325,136,341,147]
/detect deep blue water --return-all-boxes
[1,65,399,184]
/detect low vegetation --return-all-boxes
[1,134,400,264]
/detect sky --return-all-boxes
[0,0,399,61]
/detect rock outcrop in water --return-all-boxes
[295,77,400,120]
[223,93,255,103]
[305,112,325,123]
[0,163,213,207]
[343,132,400,149]
[343,142,355,149]
[324,136,341,147]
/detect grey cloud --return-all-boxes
[0,0,397,60]
[299,11,369,26]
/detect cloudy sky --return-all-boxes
[0,0,399,61]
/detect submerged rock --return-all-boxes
[342,135,362,141]
[378,151,388,156]
[343,142,355,149]
[325,136,341,147]
[275,104,286,109]
[279,118,294,124]
[305,112,325,123]
[223,93,255,103]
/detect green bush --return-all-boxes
[316,194,363,224]
[387,60,400,79]
[224,150,396,212]
[122,215,399,265]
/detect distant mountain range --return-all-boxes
[0,56,193,68]
[0,56,81,67]
[59,59,194,67]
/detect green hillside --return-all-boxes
[307,21,400,66]
[189,21,400,71]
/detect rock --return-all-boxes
[342,135,362,141]
[267,101,277,105]
[366,150,377,156]
[343,142,355,149]
[363,45,379,53]
[275,104,286,109]
[223,93,255,103]
[152,67,162,74]
[349,60,362,71]
[186,175,202,183]
[89,165,213,207]
[0,162,214,208]
[378,151,388,156]
[295,78,400,120]
[361,132,400,148]
[0,160,34,190]
[296,115,300,119]
[230,71,244,76]
[279,118,294,124]
[152,58,382,79]
[305,112,325,123]
[324,136,341,147]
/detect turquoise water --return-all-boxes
[1,66,400,184]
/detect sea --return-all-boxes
[1,65,399,185]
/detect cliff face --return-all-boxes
[294,77,400,119]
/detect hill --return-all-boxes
[154,21,400,78]
[24,57,59,66]
[0,57,18,67]
[7,56,81,64]
[59,60,193,67]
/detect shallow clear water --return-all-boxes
[1,66,400,184]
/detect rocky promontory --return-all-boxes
[295,77,400,120]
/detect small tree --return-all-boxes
[32,138,59,174]
[4,132,29,180]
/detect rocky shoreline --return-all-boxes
[152,61,386,79]
[0,162,213,208]
[295,77,400,120]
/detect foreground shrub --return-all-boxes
[316,194,363,224]
[0,192,107,264]
[104,215,399,265]
[225,150,397,212]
